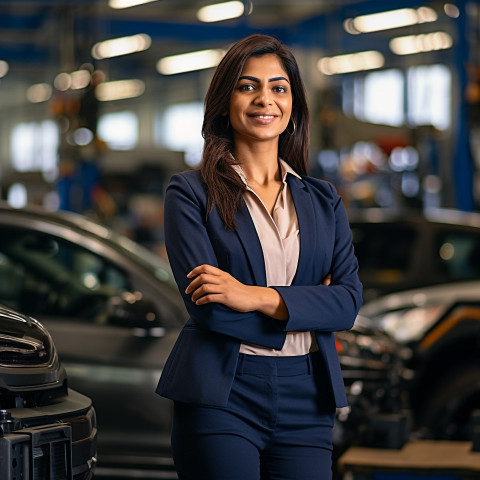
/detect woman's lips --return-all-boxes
[248,114,278,124]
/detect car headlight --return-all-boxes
[377,304,446,343]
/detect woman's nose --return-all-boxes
[254,87,272,106]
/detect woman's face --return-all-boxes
[229,54,292,144]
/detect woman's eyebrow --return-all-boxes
[238,75,290,83]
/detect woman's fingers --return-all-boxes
[187,264,222,278]
[185,273,222,294]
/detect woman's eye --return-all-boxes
[239,84,255,91]
[274,85,288,93]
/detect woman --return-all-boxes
[156,34,362,480]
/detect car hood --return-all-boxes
[360,280,480,318]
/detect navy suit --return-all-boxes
[156,168,362,409]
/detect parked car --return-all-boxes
[0,201,402,476]
[349,208,480,301]
[360,280,480,441]
[0,201,185,478]
[0,303,97,480]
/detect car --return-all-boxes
[0,201,403,477]
[360,280,480,442]
[334,315,406,453]
[0,201,185,478]
[349,208,480,301]
[0,303,97,480]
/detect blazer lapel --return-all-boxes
[234,202,267,286]
[288,176,316,284]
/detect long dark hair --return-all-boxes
[200,34,310,230]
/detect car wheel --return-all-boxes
[420,363,480,440]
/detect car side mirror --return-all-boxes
[106,293,162,332]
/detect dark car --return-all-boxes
[0,201,185,477]
[349,208,480,301]
[361,280,480,442]
[0,201,403,477]
[0,303,97,480]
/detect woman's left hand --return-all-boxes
[186,264,258,312]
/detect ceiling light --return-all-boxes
[318,51,384,75]
[70,69,92,89]
[26,83,53,103]
[108,0,158,9]
[444,3,460,18]
[390,32,453,55]
[157,49,226,75]
[91,34,152,60]
[54,72,72,91]
[197,1,245,23]
[0,60,9,78]
[344,6,437,34]
[95,79,145,101]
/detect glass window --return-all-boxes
[0,227,131,319]
[436,232,480,279]
[11,120,59,172]
[351,224,417,283]
[97,111,138,150]
[155,102,204,166]
[407,64,451,130]
[343,69,404,127]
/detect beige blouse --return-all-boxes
[233,159,318,356]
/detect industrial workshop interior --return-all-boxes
[1,0,480,479]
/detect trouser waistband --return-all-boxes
[237,351,320,376]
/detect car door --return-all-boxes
[0,223,180,465]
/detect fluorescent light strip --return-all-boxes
[344,6,437,34]
[27,83,53,103]
[95,79,145,101]
[157,49,226,75]
[0,60,9,78]
[197,1,245,23]
[109,0,158,9]
[92,34,152,60]
[390,32,453,55]
[318,51,384,75]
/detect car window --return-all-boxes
[0,227,132,319]
[351,224,417,283]
[436,232,480,280]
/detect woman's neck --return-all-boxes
[233,141,280,186]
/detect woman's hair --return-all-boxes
[200,34,310,230]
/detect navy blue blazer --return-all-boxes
[156,169,362,408]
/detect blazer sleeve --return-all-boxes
[164,172,286,349]
[272,182,362,333]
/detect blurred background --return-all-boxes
[0,0,478,252]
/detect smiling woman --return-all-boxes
[156,34,362,480]
[229,55,292,144]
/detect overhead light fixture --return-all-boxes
[70,69,92,89]
[318,51,384,75]
[26,83,53,103]
[390,32,453,55]
[197,1,246,23]
[344,6,437,34]
[95,79,145,101]
[91,34,152,60]
[0,60,9,78]
[157,49,226,75]
[108,0,158,9]
[53,69,91,91]
[444,3,460,18]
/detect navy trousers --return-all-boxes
[171,351,336,480]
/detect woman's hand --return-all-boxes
[186,264,256,312]
[185,264,288,319]
[186,264,332,320]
